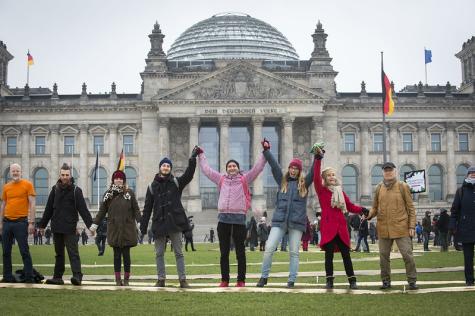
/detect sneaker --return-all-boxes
[179,279,190,288]
[256,277,267,288]
[235,281,245,287]
[408,282,418,290]
[348,277,358,290]
[70,275,82,286]
[325,276,334,289]
[45,278,64,285]
[380,281,391,289]
[219,281,229,287]
[155,279,165,287]
[286,281,295,288]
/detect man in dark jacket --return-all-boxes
[422,211,432,251]
[437,209,449,252]
[95,218,107,255]
[353,215,369,252]
[449,166,475,286]
[39,163,93,285]
[140,150,197,288]
[184,217,196,252]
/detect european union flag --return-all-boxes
[425,49,432,64]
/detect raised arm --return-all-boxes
[198,153,222,185]
[313,157,324,194]
[177,157,197,189]
[244,153,266,183]
[304,158,316,188]
[263,150,283,186]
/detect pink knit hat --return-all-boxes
[288,158,303,172]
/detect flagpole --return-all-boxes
[381,51,388,163]
[97,145,100,211]
[424,47,428,85]
[26,50,30,86]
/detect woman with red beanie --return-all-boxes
[90,169,141,286]
[256,138,315,288]
[311,143,369,290]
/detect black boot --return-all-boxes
[325,276,334,289]
[256,277,268,287]
[348,276,358,290]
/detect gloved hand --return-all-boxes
[310,142,325,159]
[261,138,271,151]
[361,207,370,217]
[191,145,203,158]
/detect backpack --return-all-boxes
[218,175,251,211]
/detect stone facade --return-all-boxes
[0,19,474,222]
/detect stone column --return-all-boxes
[322,107,339,170]
[252,116,266,213]
[79,124,88,197]
[417,122,429,202]
[311,116,324,145]
[49,124,60,185]
[218,116,230,173]
[139,110,160,199]
[21,125,31,180]
[281,116,295,169]
[157,117,170,159]
[389,122,399,164]
[446,123,456,200]
[360,122,371,202]
[187,117,202,212]
[108,124,118,173]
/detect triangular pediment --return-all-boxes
[153,61,327,101]
[89,125,108,135]
[31,126,50,135]
[60,126,79,134]
[119,125,138,135]
[2,127,21,136]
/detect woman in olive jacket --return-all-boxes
[90,170,141,286]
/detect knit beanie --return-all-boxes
[288,158,303,172]
[226,159,240,170]
[159,157,173,169]
[111,170,126,182]
[467,166,475,177]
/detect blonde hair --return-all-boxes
[281,171,308,197]
[321,167,340,187]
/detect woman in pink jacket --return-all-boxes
[196,146,266,287]
[312,145,368,290]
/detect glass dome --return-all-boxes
[167,13,299,61]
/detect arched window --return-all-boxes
[342,165,358,201]
[456,164,468,188]
[124,166,137,193]
[371,164,383,185]
[428,165,443,201]
[91,167,108,204]
[34,168,49,205]
[399,164,415,181]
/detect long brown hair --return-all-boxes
[281,171,308,197]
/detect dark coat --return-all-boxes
[39,180,92,234]
[140,157,196,238]
[359,218,369,236]
[422,215,432,233]
[264,150,314,232]
[94,188,141,248]
[437,212,450,233]
[450,181,475,243]
[247,217,258,244]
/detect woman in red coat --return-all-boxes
[312,146,368,289]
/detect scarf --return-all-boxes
[465,178,475,185]
[103,184,130,202]
[327,185,347,214]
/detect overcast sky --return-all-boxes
[1,0,474,94]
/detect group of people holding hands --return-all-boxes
[2,138,474,289]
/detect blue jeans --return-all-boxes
[260,226,303,282]
[2,220,33,280]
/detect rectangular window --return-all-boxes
[94,136,104,154]
[35,136,46,155]
[123,135,134,154]
[344,133,355,152]
[7,137,17,155]
[64,136,75,154]
[402,133,413,152]
[431,133,441,152]
[459,133,469,152]
[373,133,383,152]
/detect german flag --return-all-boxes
[381,70,394,116]
[27,51,34,66]
[117,149,125,171]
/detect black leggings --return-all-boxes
[113,246,131,273]
[324,235,355,278]
[217,222,247,282]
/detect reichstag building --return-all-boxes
[0,13,474,220]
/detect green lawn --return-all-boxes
[1,243,474,315]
